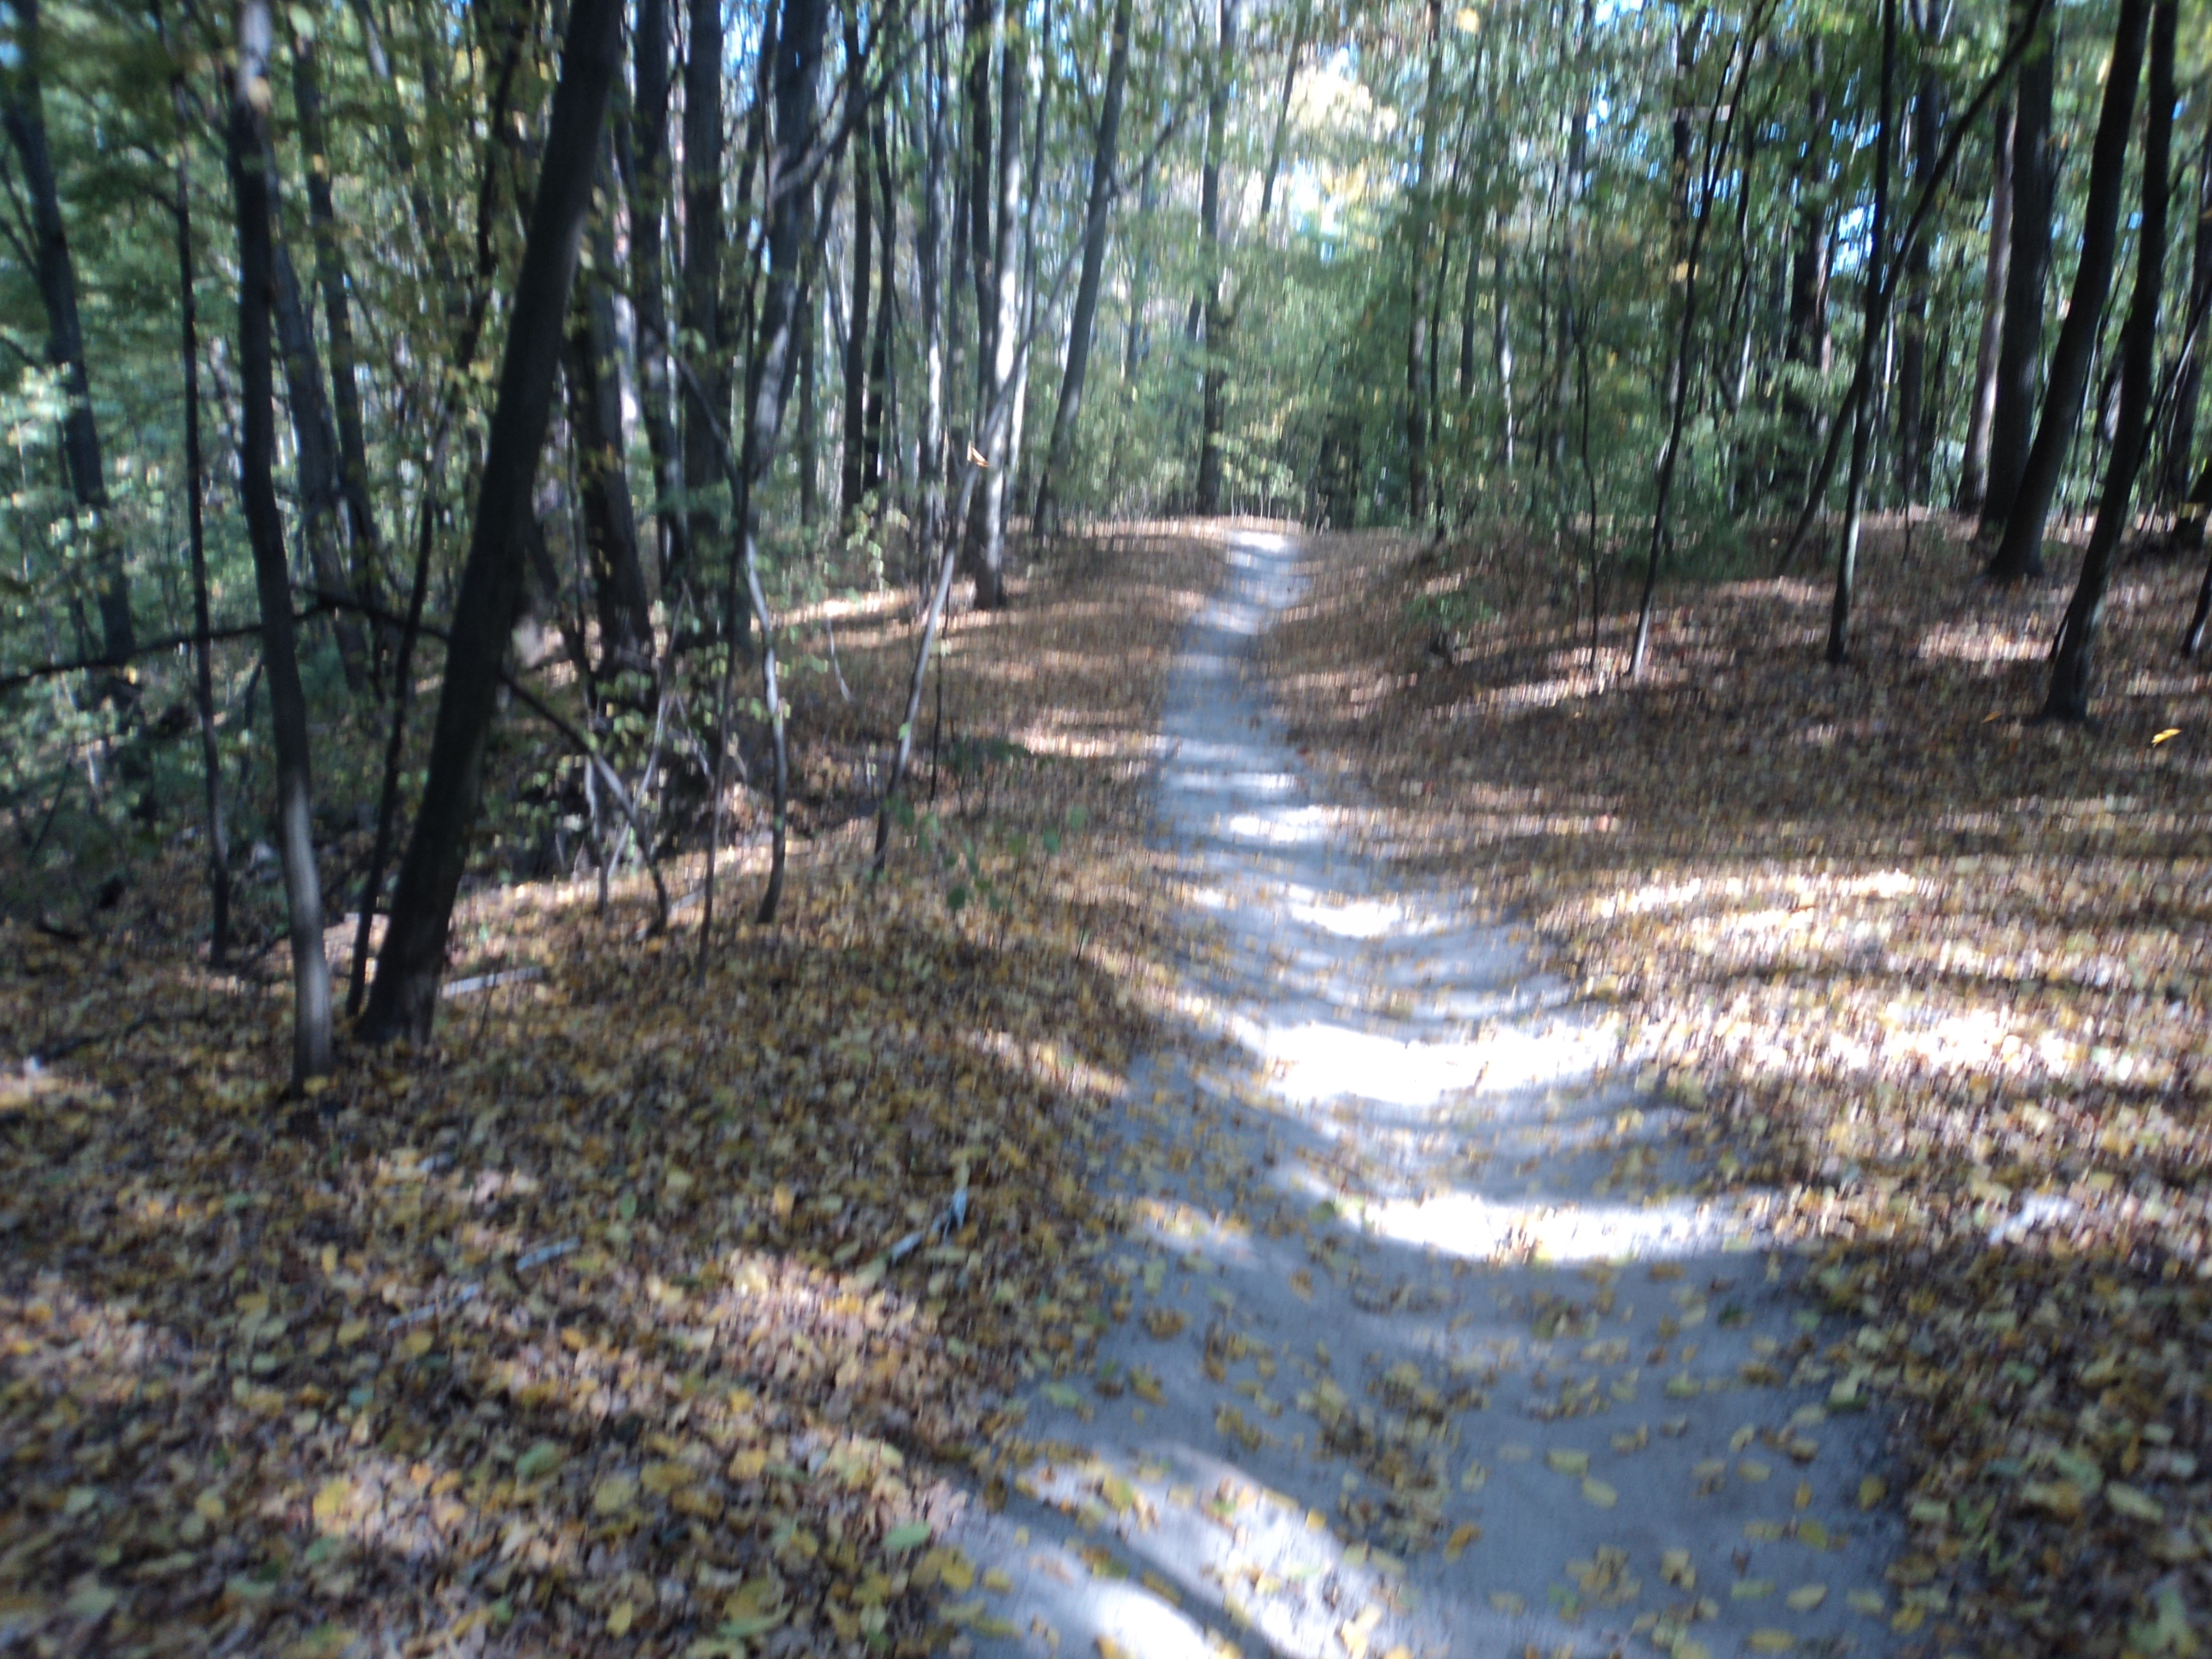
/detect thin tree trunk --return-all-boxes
[625,0,686,587]
[1778,38,1831,501]
[2161,115,2212,509]
[697,0,829,945]
[1988,0,2151,581]
[2046,0,2175,717]
[172,79,230,964]
[917,2,947,569]
[864,109,896,508]
[798,273,820,527]
[678,0,725,602]
[1194,0,1238,516]
[1828,0,1897,664]
[964,0,1021,604]
[271,238,370,690]
[1980,0,2055,532]
[228,0,332,1082]
[291,32,383,602]
[1895,53,1943,504]
[1957,91,2013,512]
[840,9,874,527]
[1033,0,1131,530]
[564,152,655,677]
[1494,216,1513,466]
[2,0,132,672]
[362,0,624,1040]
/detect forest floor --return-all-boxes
[1,515,2209,1659]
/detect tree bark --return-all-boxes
[915,0,949,568]
[623,0,687,590]
[677,0,725,601]
[1033,0,1131,530]
[228,0,332,1083]
[362,0,624,1040]
[1195,0,1240,517]
[172,79,230,965]
[963,0,1021,604]
[1980,0,2055,532]
[863,109,897,509]
[1400,0,1439,527]
[291,32,382,602]
[564,151,655,677]
[271,238,370,690]
[698,0,829,941]
[2046,0,2174,717]
[839,9,875,527]
[2,0,132,672]
[1828,0,1897,664]
[2161,115,2212,510]
[1956,91,2013,512]
[1988,0,2150,581]
[1778,38,1831,500]
[1894,51,1943,504]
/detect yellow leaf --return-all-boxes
[592,1475,637,1515]
[1857,1476,1886,1510]
[310,1479,352,1528]
[1661,1548,1695,1589]
[1749,1633,1795,1653]
[1443,1522,1481,1561]
[1581,1477,1617,1508]
[606,1600,634,1636]
[1847,1589,1886,1615]
[2152,728,2182,745]
[1794,1481,1813,1511]
[1786,1584,1826,1610]
[1738,1459,1771,1482]
[1545,1448,1589,1476]
[640,1459,694,1494]
[940,1550,976,1593]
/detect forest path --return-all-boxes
[951,531,1901,1659]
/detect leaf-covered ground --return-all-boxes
[0,527,1225,1658]
[1262,520,2212,1658]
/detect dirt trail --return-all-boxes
[953,532,1902,1658]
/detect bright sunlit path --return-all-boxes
[955,532,1900,1659]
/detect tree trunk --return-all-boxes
[1980,0,2055,532]
[864,110,896,509]
[291,32,383,602]
[1033,0,1131,530]
[2,0,132,672]
[699,0,829,939]
[271,238,370,690]
[625,0,687,589]
[963,0,1021,605]
[172,80,230,964]
[840,9,874,527]
[228,0,332,1083]
[1494,218,1513,466]
[1895,55,1943,504]
[1956,91,2013,512]
[1401,0,1441,525]
[964,0,997,427]
[2160,115,2212,509]
[914,0,948,572]
[2046,0,2174,717]
[677,0,724,601]
[362,0,624,1041]
[1194,0,1238,516]
[1828,0,1897,664]
[1988,0,2150,581]
[564,151,655,677]
[1779,38,1831,500]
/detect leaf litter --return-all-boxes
[0,529,1222,1658]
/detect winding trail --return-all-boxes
[954,532,1901,1658]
